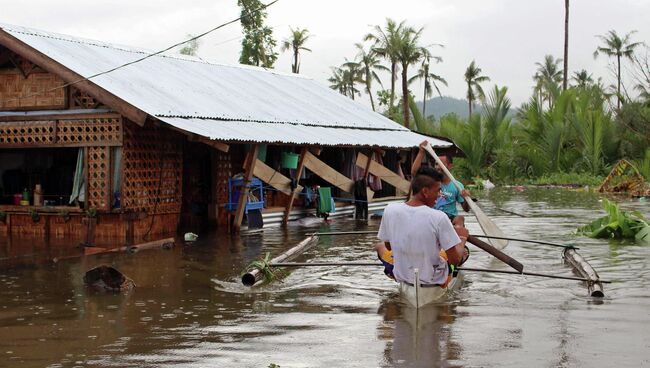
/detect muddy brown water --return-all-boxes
[0,188,649,367]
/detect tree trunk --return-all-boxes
[617,54,621,109]
[368,82,376,111]
[422,78,427,119]
[468,82,473,117]
[402,66,410,129]
[293,49,299,73]
[563,0,569,90]
[390,62,397,109]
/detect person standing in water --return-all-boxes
[410,141,471,228]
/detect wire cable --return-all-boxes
[1,0,280,109]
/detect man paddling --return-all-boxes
[411,141,471,228]
[375,167,469,287]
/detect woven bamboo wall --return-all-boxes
[121,123,183,214]
[0,117,122,147]
[0,71,66,110]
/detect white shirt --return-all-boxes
[378,202,460,285]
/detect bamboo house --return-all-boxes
[0,24,453,248]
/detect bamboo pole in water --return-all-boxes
[563,248,605,297]
[241,235,319,286]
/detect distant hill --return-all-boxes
[415,96,482,121]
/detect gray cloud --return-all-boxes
[2,0,648,108]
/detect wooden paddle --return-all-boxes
[423,142,509,250]
[467,235,523,273]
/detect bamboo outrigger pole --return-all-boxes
[242,235,320,286]
[264,261,611,284]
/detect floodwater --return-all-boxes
[0,188,649,368]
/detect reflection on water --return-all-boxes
[0,188,649,367]
[378,296,462,367]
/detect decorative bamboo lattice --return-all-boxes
[121,124,183,214]
[58,118,122,146]
[0,121,55,145]
[0,117,122,147]
[69,87,105,109]
[87,146,111,211]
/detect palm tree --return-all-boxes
[365,19,405,109]
[571,69,594,88]
[533,55,563,109]
[594,30,644,109]
[328,62,361,100]
[408,53,447,119]
[464,60,490,117]
[350,43,387,111]
[395,26,428,129]
[328,67,347,95]
[281,27,311,73]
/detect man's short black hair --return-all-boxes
[411,166,444,194]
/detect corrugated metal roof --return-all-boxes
[0,24,452,148]
[161,117,449,148]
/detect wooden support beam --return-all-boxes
[283,147,308,224]
[232,145,259,232]
[356,152,411,194]
[186,134,230,153]
[310,147,322,156]
[253,159,302,195]
[0,29,147,125]
[302,151,354,193]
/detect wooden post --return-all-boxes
[363,149,373,179]
[233,145,259,232]
[283,147,308,225]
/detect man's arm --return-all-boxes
[445,225,469,266]
[459,187,471,212]
[410,141,428,177]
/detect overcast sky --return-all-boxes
[2,0,649,108]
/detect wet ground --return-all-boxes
[0,188,649,367]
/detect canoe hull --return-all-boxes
[398,273,463,308]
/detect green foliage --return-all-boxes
[179,34,200,56]
[530,172,604,186]
[634,148,650,181]
[244,253,283,284]
[578,199,650,242]
[238,0,277,67]
[616,102,650,159]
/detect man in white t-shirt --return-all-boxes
[376,167,468,286]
